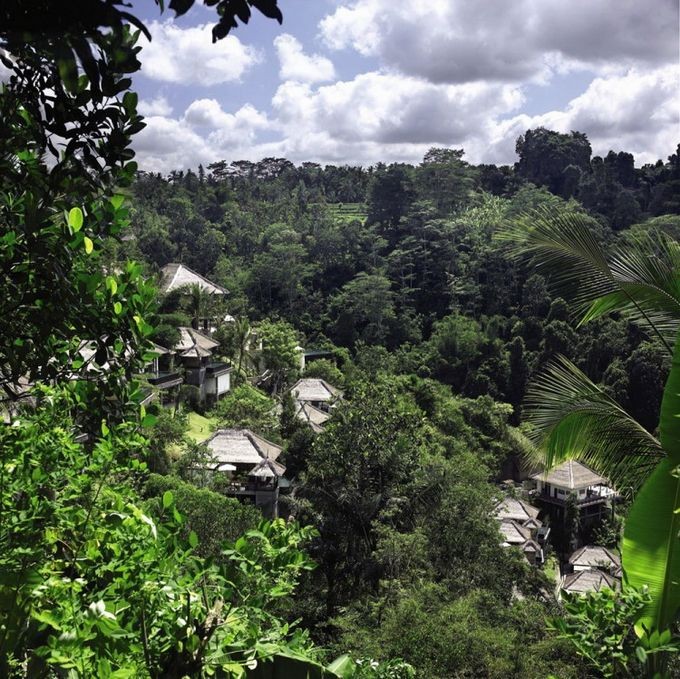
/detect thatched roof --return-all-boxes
[290,378,342,403]
[160,263,226,295]
[295,401,331,432]
[562,569,618,594]
[249,458,286,478]
[176,327,219,353]
[531,460,607,490]
[499,520,531,545]
[495,497,540,524]
[569,546,620,570]
[202,429,285,476]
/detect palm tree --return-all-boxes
[505,208,680,640]
[180,283,215,331]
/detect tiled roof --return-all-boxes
[295,401,331,432]
[176,327,219,353]
[499,520,532,545]
[200,428,283,468]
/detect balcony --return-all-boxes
[535,486,611,509]
[146,371,183,389]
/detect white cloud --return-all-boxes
[483,65,679,165]
[140,20,261,86]
[320,0,678,84]
[138,95,173,117]
[133,115,215,173]
[271,72,523,153]
[274,34,335,83]
[132,99,271,173]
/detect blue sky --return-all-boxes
[129,0,679,173]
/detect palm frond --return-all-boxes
[502,209,680,352]
[524,355,664,493]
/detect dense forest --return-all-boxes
[2,0,680,677]
[127,136,678,433]
[113,135,679,677]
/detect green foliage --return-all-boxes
[551,586,680,678]
[514,210,680,666]
[258,319,301,392]
[304,359,345,389]
[0,389,325,676]
[211,383,278,436]
[144,473,260,559]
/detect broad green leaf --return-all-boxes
[106,276,118,295]
[141,413,157,427]
[84,236,94,254]
[162,490,174,509]
[110,194,125,210]
[623,334,680,634]
[113,301,122,315]
[188,531,198,548]
[326,654,355,678]
[68,207,83,232]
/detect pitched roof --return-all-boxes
[249,458,286,478]
[499,520,532,545]
[160,263,227,295]
[562,569,618,594]
[200,428,283,467]
[290,378,342,403]
[569,545,621,570]
[531,460,607,490]
[176,327,219,353]
[495,497,540,523]
[295,401,331,433]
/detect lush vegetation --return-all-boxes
[2,1,680,677]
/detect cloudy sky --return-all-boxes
[130,0,679,173]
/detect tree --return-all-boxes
[508,210,680,671]
[515,128,592,198]
[415,148,477,215]
[258,319,301,393]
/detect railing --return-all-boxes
[146,371,183,389]
[538,487,610,505]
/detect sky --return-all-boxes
[129,0,680,173]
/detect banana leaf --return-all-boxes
[623,334,680,633]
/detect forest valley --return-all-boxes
[1,2,680,677]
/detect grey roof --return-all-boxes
[176,327,219,353]
[495,497,540,523]
[295,401,331,432]
[562,569,618,594]
[569,546,621,570]
[531,460,607,490]
[249,458,286,478]
[290,378,342,403]
[499,520,532,545]
[200,428,283,467]
[160,263,227,295]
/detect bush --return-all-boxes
[144,474,260,559]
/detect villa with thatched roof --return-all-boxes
[560,568,618,597]
[568,545,621,576]
[289,377,342,413]
[494,496,548,565]
[531,460,611,525]
[295,401,331,433]
[199,428,286,517]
